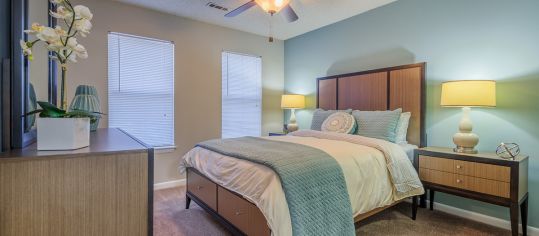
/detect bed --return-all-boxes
[180,63,426,236]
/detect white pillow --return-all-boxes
[395,112,411,144]
[321,112,357,134]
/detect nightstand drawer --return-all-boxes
[419,168,456,187]
[455,160,510,182]
[455,175,510,198]
[419,168,510,198]
[419,155,454,173]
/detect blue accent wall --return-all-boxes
[284,0,539,227]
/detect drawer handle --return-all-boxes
[197,186,203,190]
[235,211,245,216]
[456,165,461,169]
[456,179,462,183]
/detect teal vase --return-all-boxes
[69,85,101,131]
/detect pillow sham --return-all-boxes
[310,109,352,131]
[395,112,411,144]
[352,108,402,142]
[321,112,357,134]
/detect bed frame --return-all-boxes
[186,63,426,235]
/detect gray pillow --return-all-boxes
[352,108,402,142]
[310,109,352,131]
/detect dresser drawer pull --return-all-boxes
[456,165,462,169]
[235,211,245,216]
[456,179,462,183]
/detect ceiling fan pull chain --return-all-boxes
[268,12,274,42]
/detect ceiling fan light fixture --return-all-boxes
[254,0,290,14]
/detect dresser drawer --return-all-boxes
[187,170,217,210]
[419,155,454,173]
[419,168,456,187]
[217,187,270,236]
[455,175,510,198]
[454,160,510,182]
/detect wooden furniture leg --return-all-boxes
[412,196,418,220]
[521,196,528,236]
[186,195,192,209]
[419,191,427,208]
[429,189,435,211]
[510,203,519,236]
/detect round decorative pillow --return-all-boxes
[321,112,357,134]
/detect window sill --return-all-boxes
[154,146,177,154]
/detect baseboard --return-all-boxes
[425,200,538,235]
[153,179,186,190]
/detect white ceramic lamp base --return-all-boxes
[452,107,479,154]
[286,109,299,132]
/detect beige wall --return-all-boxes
[68,0,284,183]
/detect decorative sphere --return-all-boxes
[496,143,520,159]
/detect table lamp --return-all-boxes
[281,94,305,132]
[441,80,496,154]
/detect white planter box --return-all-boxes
[37,118,90,150]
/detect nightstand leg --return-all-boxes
[521,197,528,236]
[429,189,435,211]
[412,196,418,220]
[186,195,191,209]
[510,203,519,236]
[419,191,427,208]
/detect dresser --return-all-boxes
[415,147,528,236]
[0,128,154,236]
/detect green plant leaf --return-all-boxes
[65,110,102,119]
[36,101,67,118]
[23,109,44,117]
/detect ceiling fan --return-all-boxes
[225,0,299,22]
[225,0,299,41]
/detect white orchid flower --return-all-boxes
[20,40,33,57]
[73,19,92,37]
[36,27,61,44]
[67,37,78,48]
[67,51,78,63]
[46,40,64,51]
[54,25,67,37]
[74,45,88,59]
[24,23,44,34]
[74,5,93,20]
[50,6,72,19]
[50,0,64,4]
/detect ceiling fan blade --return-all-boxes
[282,5,299,22]
[225,0,257,17]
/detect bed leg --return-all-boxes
[186,195,191,209]
[412,196,418,220]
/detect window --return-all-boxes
[221,52,262,138]
[108,32,174,147]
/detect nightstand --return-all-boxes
[268,132,286,136]
[415,147,529,236]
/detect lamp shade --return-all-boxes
[281,94,305,109]
[441,80,496,107]
[255,0,290,13]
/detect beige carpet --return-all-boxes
[154,187,511,236]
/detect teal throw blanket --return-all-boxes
[197,137,355,236]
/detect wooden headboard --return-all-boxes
[317,63,426,147]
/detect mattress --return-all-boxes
[181,134,422,236]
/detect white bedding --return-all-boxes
[181,132,423,236]
[399,143,419,162]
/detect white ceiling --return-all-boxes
[113,0,396,40]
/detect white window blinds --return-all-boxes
[221,52,262,138]
[108,32,174,147]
